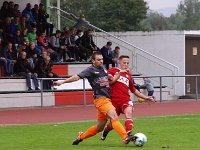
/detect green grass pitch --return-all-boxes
[0,114,200,150]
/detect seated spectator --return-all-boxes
[10,16,20,34]
[141,77,155,97]
[31,4,39,24]
[25,42,40,68]
[2,42,17,76]
[100,41,113,69]
[28,26,37,44]
[78,29,99,61]
[38,3,53,36]
[7,1,15,18]
[19,15,30,37]
[13,3,21,17]
[49,30,62,59]
[59,32,68,62]
[16,51,39,91]
[22,3,36,26]
[111,46,120,67]
[37,32,49,50]
[64,30,79,62]
[0,1,9,21]
[34,55,59,90]
[2,17,13,43]
[13,29,23,46]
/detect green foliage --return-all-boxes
[0,114,200,150]
[49,0,148,32]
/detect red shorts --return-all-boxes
[111,99,134,116]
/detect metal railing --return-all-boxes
[0,75,200,108]
[48,6,179,94]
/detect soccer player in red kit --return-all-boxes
[101,55,156,140]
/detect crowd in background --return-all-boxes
[0,1,121,90]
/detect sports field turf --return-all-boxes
[0,114,200,150]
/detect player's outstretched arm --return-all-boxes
[134,90,156,104]
[53,75,80,86]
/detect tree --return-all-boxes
[50,0,148,32]
[177,0,200,30]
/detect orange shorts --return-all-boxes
[93,97,115,121]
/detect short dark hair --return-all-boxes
[107,41,112,45]
[91,52,102,60]
[119,55,129,60]
[115,46,120,49]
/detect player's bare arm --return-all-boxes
[134,90,156,103]
[53,75,80,86]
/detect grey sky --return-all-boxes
[146,0,182,10]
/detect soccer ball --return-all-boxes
[133,133,147,147]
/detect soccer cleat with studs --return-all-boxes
[72,132,83,145]
[101,130,110,141]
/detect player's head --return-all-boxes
[91,52,103,67]
[118,55,129,70]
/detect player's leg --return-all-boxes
[72,111,107,145]
[123,105,134,135]
[101,107,120,140]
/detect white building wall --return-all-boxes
[96,31,187,96]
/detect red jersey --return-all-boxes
[108,67,136,105]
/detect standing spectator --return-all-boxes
[2,42,17,76]
[100,41,113,69]
[2,17,13,43]
[111,46,120,67]
[16,51,39,91]
[38,3,53,36]
[70,14,90,30]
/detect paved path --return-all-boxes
[0,100,200,126]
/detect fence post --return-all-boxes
[40,79,44,107]
[195,76,198,100]
[160,76,162,102]
[83,78,86,105]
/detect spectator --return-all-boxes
[37,32,49,50]
[70,14,89,30]
[111,46,120,67]
[34,55,59,90]
[78,29,99,61]
[10,16,21,34]
[38,3,53,36]
[49,30,62,59]
[100,41,113,69]
[16,51,40,91]
[2,42,17,76]
[18,15,30,37]
[7,1,15,18]
[0,1,9,21]
[2,17,13,43]
[31,4,39,24]
[27,26,37,44]
[13,3,21,17]
[22,3,36,26]
[13,29,23,48]
[141,77,155,97]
